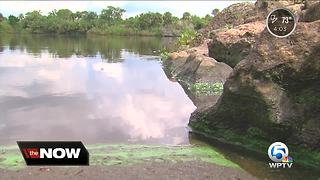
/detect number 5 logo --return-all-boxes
[268,142,289,162]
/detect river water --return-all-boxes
[0,34,195,145]
[0,34,318,179]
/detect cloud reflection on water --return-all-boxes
[0,49,195,145]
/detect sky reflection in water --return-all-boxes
[0,37,195,145]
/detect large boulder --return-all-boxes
[164,44,232,110]
[299,1,320,22]
[200,1,299,34]
[166,42,232,86]
[191,20,320,148]
[196,2,262,44]
[255,0,300,13]
[205,1,305,68]
[207,21,265,67]
[207,2,260,30]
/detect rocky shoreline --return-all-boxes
[163,1,320,169]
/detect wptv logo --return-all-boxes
[268,142,293,168]
[17,141,89,166]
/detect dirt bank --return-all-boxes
[0,161,256,180]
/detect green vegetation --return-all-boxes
[0,13,12,33]
[0,21,13,33]
[224,23,233,29]
[190,121,320,170]
[211,8,220,17]
[190,82,224,96]
[0,145,25,170]
[0,143,239,170]
[0,7,213,37]
[159,48,170,61]
[178,29,197,46]
[88,144,239,168]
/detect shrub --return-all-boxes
[178,29,196,46]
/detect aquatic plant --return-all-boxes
[190,82,223,96]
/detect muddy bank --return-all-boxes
[0,161,255,180]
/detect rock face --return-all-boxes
[191,20,320,148]
[164,42,232,110]
[207,21,265,67]
[299,1,320,22]
[164,1,320,168]
[205,2,261,32]
[198,1,303,67]
[196,1,302,44]
[195,2,262,46]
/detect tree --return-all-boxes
[182,12,191,21]
[151,12,163,26]
[136,12,163,30]
[82,11,98,21]
[205,14,212,20]
[100,6,125,26]
[191,15,206,30]
[204,14,213,23]
[211,8,220,17]
[1,7,211,35]
[18,14,24,21]
[45,9,80,33]
[73,11,83,21]
[163,12,173,25]
[124,16,137,28]
[45,10,59,32]
[78,11,98,32]
[21,11,45,33]
[8,15,19,25]
[56,9,73,20]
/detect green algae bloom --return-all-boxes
[0,143,239,170]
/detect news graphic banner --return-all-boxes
[17,141,89,166]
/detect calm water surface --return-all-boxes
[0,34,195,145]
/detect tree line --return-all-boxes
[0,6,219,36]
